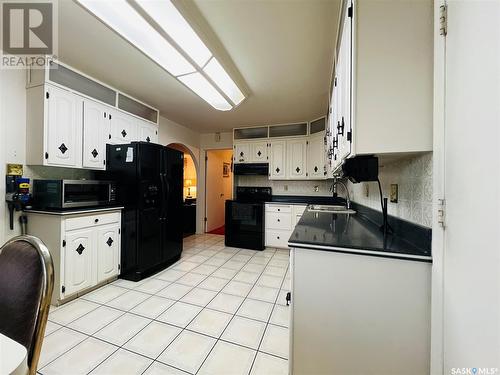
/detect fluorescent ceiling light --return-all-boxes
[204,57,245,106]
[178,73,232,111]
[77,0,195,76]
[135,0,212,67]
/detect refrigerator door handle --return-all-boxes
[160,173,167,219]
[164,174,170,219]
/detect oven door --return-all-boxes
[225,201,265,250]
[62,181,112,208]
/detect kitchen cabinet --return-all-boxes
[265,204,307,248]
[328,0,432,173]
[27,84,83,168]
[82,98,109,170]
[251,141,268,162]
[269,140,286,179]
[138,119,158,143]
[289,247,431,374]
[307,132,326,179]
[110,109,137,144]
[234,142,251,163]
[26,209,122,305]
[287,139,307,180]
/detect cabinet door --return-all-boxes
[287,139,307,179]
[234,143,251,163]
[110,110,137,144]
[251,141,268,163]
[64,229,94,296]
[139,120,158,143]
[45,85,82,167]
[82,99,109,170]
[97,225,120,282]
[307,133,326,179]
[269,140,287,179]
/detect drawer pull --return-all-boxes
[94,218,99,223]
[278,209,280,212]
[277,236,280,240]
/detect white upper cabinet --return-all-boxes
[110,109,137,144]
[234,143,251,164]
[307,132,326,179]
[328,0,432,173]
[138,119,158,144]
[251,141,268,162]
[269,140,287,180]
[44,85,83,168]
[82,98,109,170]
[287,139,308,179]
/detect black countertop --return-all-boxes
[289,208,432,262]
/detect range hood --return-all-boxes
[233,163,269,176]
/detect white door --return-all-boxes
[234,143,250,163]
[205,150,230,232]
[97,225,120,282]
[251,141,268,162]
[307,133,326,179]
[269,140,287,179]
[438,2,500,371]
[287,139,307,179]
[139,120,157,143]
[64,229,93,296]
[110,110,137,144]
[82,99,108,170]
[45,85,82,167]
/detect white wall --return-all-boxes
[348,153,433,227]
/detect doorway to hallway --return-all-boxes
[205,149,233,235]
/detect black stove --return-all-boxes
[225,187,272,250]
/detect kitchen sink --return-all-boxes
[308,204,356,214]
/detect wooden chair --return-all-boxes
[0,235,54,375]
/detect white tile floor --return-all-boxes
[39,234,290,375]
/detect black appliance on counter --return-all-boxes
[225,186,272,250]
[105,142,183,281]
[32,179,116,209]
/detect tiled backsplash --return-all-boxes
[236,175,333,196]
[347,153,433,227]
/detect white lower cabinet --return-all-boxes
[265,204,307,249]
[26,209,122,305]
[289,248,431,374]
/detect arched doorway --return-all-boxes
[167,143,199,238]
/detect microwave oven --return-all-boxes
[32,180,116,209]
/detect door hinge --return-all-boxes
[118,264,121,271]
[347,4,353,18]
[439,4,447,36]
[334,77,337,87]
[204,217,207,222]
[118,228,121,234]
[347,131,352,142]
[205,156,208,161]
[61,285,65,293]
[62,239,66,247]
[44,152,49,159]
[437,198,446,228]
[103,160,106,165]
[46,92,49,99]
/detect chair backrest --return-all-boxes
[0,235,54,375]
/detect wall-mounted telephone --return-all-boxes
[6,175,32,230]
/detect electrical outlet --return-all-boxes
[314,185,319,192]
[365,184,369,197]
[284,185,288,191]
[390,184,398,203]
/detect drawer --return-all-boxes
[65,212,121,231]
[266,229,292,248]
[265,204,292,213]
[266,212,292,230]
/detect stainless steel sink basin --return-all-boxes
[308,204,356,214]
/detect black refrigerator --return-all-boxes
[105,142,184,281]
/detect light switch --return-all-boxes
[390,184,398,203]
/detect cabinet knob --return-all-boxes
[296,167,300,173]
[121,129,127,137]
[94,218,99,223]
[106,237,114,247]
[76,244,85,255]
[277,218,280,222]
[277,236,280,239]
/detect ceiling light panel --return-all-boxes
[135,0,212,67]
[204,57,245,106]
[77,0,195,76]
[178,73,232,111]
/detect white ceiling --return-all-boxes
[58,0,340,133]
